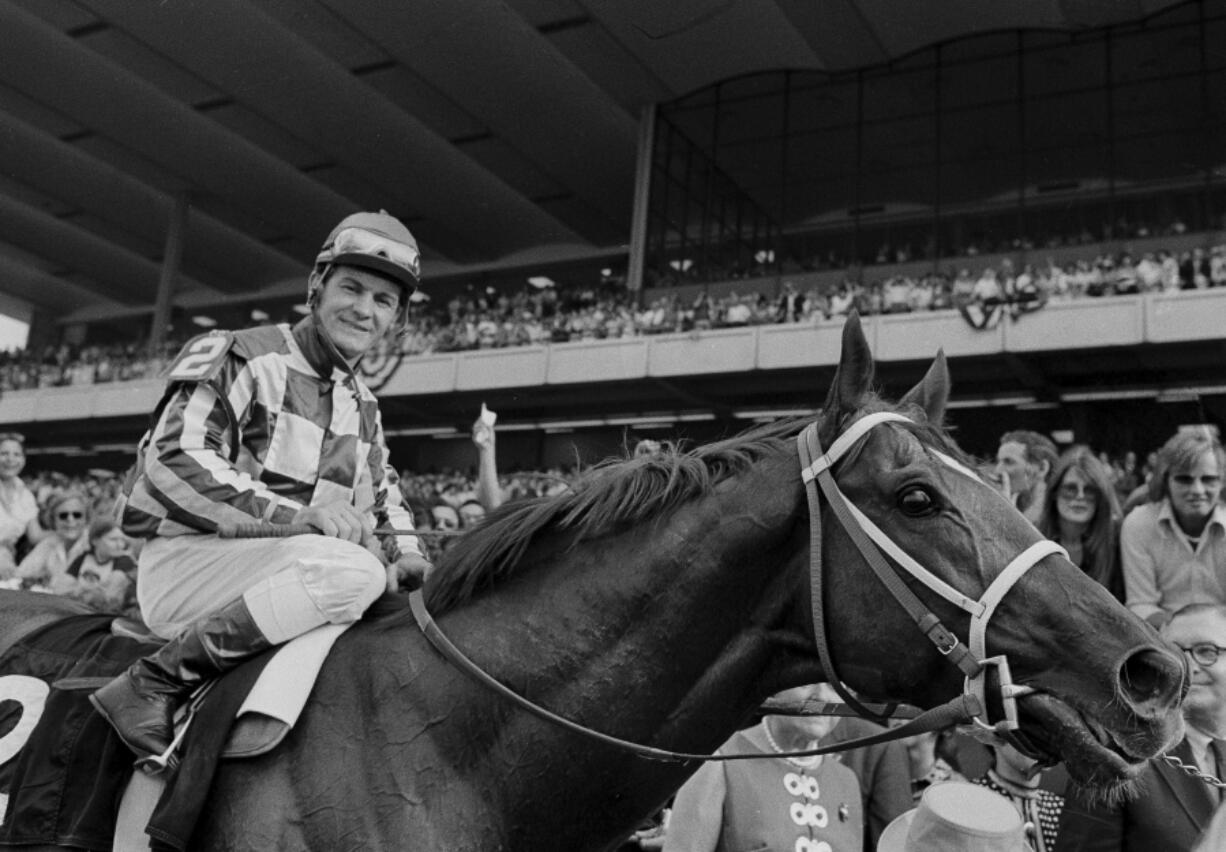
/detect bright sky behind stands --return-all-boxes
[0,315,29,351]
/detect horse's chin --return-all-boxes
[1014,692,1158,798]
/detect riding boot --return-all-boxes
[89,596,274,759]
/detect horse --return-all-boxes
[0,315,1185,851]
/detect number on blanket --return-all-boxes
[0,675,49,764]
[167,334,231,381]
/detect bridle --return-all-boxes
[798,411,1065,740]
[404,410,1067,763]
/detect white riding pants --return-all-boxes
[136,534,386,642]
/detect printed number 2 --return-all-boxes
[170,335,229,380]
[0,675,49,765]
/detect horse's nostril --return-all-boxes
[1119,648,1184,710]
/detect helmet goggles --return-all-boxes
[316,225,420,294]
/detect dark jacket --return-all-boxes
[1054,738,1219,852]
[824,717,912,850]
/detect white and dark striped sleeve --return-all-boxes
[140,359,303,531]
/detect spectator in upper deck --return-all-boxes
[951,268,976,306]
[882,277,914,313]
[1121,429,1226,628]
[776,281,806,323]
[972,267,1003,307]
[1136,252,1163,291]
[829,283,855,317]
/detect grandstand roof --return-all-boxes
[0,0,1187,321]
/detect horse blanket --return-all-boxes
[0,614,150,850]
[0,614,277,851]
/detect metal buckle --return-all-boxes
[965,655,1032,734]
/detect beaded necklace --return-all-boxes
[761,718,821,768]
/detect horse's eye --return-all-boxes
[897,486,936,517]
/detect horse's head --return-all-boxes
[801,314,1185,797]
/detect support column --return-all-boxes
[149,192,189,354]
[625,104,657,301]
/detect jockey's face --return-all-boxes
[315,266,402,365]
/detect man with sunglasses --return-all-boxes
[1055,602,1226,851]
[91,211,431,766]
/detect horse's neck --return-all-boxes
[441,452,803,847]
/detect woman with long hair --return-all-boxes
[1038,446,1124,600]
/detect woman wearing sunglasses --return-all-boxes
[16,490,89,593]
[1037,446,1124,602]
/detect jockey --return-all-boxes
[91,210,433,764]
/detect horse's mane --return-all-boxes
[424,414,808,613]
[424,395,975,614]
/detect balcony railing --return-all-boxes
[2,289,1222,425]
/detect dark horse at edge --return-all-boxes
[0,316,1185,850]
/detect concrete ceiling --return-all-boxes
[0,0,1186,320]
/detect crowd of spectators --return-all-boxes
[0,413,1198,616]
[655,214,1207,282]
[0,238,1222,392]
[0,340,179,393]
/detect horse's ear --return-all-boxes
[821,312,874,432]
[899,349,950,424]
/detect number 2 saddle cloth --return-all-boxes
[0,612,276,852]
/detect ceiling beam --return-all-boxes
[0,110,302,294]
[77,0,589,262]
[0,251,122,314]
[0,2,358,259]
[0,193,210,305]
[318,0,638,238]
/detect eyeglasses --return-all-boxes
[1179,643,1226,667]
[56,511,85,521]
[1057,483,1100,501]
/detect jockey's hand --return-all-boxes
[292,502,372,545]
[387,552,433,593]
